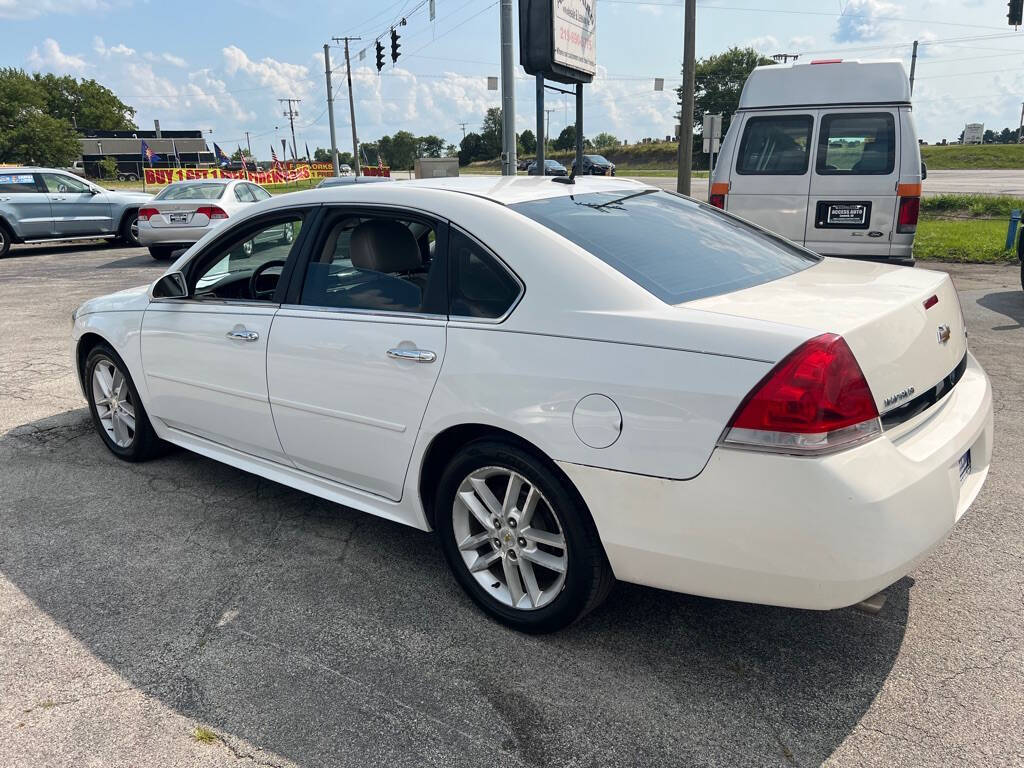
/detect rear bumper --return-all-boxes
[559,352,993,610]
[138,222,219,246]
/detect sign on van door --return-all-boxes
[725,112,815,243]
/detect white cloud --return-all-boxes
[185,69,254,123]
[834,0,897,43]
[222,45,314,100]
[93,37,135,58]
[788,36,815,51]
[26,38,89,74]
[0,0,110,19]
[149,52,188,68]
[745,35,779,54]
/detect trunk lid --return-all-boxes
[685,259,967,417]
[148,201,214,228]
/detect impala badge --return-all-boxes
[884,387,916,409]
[937,324,952,345]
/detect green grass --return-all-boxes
[192,726,218,744]
[922,194,1024,218]
[921,143,1024,170]
[913,218,1017,263]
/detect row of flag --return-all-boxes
[141,139,316,169]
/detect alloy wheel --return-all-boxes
[129,216,140,243]
[452,466,568,610]
[91,358,136,448]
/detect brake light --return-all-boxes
[897,196,919,234]
[196,205,228,220]
[709,182,728,210]
[138,207,159,221]
[709,194,726,209]
[811,58,843,65]
[721,333,881,454]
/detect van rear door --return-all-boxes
[723,110,815,243]
[803,109,900,261]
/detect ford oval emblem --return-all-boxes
[867,231,884,238]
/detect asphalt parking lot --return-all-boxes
[1,242,1022,768]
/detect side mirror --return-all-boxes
[150,272,188,300]
[89,187,100,195]
[921,161,928,181]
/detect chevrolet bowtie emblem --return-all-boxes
[937,324,952,345]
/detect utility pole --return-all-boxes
[324,43,340,176]
[545,108,555,150]
[677,0,696,195]
[278,98,302,160]
[333,36,362,176]
[909,40,919,95]
[244,131,253,159]
[1018,102,1024,143]
[499,0,516,175]
[457,121,469,139]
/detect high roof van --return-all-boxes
[709,59,923,266]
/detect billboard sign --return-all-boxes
[552,0,596,76]
[963,123,984,144]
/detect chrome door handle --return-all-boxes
[226,329,259,342]
[387,347,436,363]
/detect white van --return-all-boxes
[710,59,923,266]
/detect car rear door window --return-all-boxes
[736,115,814,175]
[234,184,256,203]
[248,184,271,201]
[816,113,896,175]
[0,173,41,193]
[511,190,818,305]
[449,229,521,320]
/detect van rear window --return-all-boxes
[510,190,819,305]
[736,115,813,175]
[817,113,896,175]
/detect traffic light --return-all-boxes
[390,28,401,64]
[1010,0,1023,26]
[375,40,384,72]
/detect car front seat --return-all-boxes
[349,219,427,311]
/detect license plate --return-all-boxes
[958,450,971,483]
[827,203,867,225]
[169,213,188,223]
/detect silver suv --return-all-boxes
[0,168,152,258]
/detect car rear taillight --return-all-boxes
[709,183,728,210]
[196,205,228,220]
[138,207,159,221]
[897,196,920,234]
[721,333,881,454]
[709,194,726,209]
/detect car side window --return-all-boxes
[0,173,40,194]
[40,173,91,194]
[248,184,271,201]
[736,115,814,175]
[189,213,304,302]
[449,229,521,320]
[233,184,256,203]
[816,113,896,175]
[299,212,444,315]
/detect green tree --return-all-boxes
[519,129,536,154]
[480,107,502,159]
[444,143,459,157]
[458,132,485,166]
[0,68,81,166]
[681,47,775,135]
[98,156,119,179]
[232,147,255,162]
[553,125,577,151]
[31,73,136,130]
[591,132,619,150]
[374,130,418,169]
[417,135,445,158]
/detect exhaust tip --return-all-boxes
[853,591,887,615]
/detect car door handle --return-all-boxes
[387,347,436,363]
[226,329,259,342]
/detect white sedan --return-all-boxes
[71,177,993,633]
[137,178,286,262]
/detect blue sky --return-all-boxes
[3,0,1024,156]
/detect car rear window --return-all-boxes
[817,113,896,175]
[155,183,227,201]
[737,115,813,175]
[510,190,818,304]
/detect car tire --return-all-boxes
[84,343,167,462]
[0,223,11,258]
[435,438,614,633]
[148,246,175,261]
[120,212,141,247]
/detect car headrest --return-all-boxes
[350,219,421,273]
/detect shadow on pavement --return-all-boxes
[2,241,122,260]
[0,409,910,767]
[977,289,1024,331]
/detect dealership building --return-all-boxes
[77,129,214,179]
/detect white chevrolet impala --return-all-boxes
[71,177,993,633]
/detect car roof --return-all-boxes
[256,175,652,208]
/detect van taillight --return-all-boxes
[897,197,920,234]
[709,183,728,210]
[710,194,726,209]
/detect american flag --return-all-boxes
[237,146,249,178]
[270,145,280,167]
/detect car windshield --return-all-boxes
[510,190,819,304]
[587,155,610,163]
[155,183,227,201]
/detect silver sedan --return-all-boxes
[138,179,275,261]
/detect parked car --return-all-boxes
[138,179,282,261]
[526,159,568,176]
[72,176,992,633]
[0,167,150,258]
[317,175,393,189]
[517,157,533,171]
[710,59,923,266]
[570,154,616,176]
[340,164,353,176]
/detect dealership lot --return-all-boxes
[1,243,1022,767]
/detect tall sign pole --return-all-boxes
[909,39,918,95]
[324,43,340,177]
[500,0,517,175]
[677,0,696,195]
[333,36,362,176]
